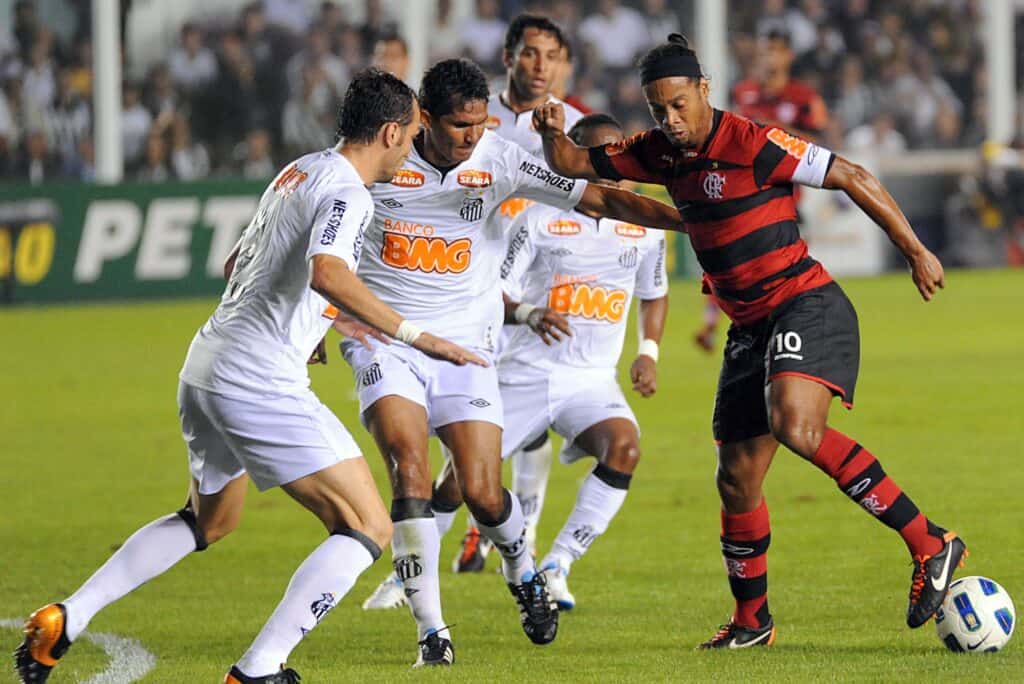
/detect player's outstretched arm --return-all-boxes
[534,102,603,180]
[502,293,572,346]
[823,155,945,301]
[310,254,488,367]
[577,184,684,233]
[631,295,668,397]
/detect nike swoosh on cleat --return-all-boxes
[727,630,772,649]
[929,545,955,592]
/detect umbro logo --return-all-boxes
[381,198,403,209]
[469,398,491,408]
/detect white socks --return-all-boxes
[392,517,445,639]
[511,438,553,552]
[235,534,375,677]
[476,491,533,584]
[63,512,199,641]
[543,470,628,572]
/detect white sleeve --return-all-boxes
[306,183,372,270]
[499,211,539,302]
[635,233,669,300]
[506,141,588,210]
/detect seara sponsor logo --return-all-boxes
[273,164,308,195]
[546,219,581,236]
[457,170,493,188]
[382,234,472,274]
[391,169,425,187]
[485,116,501,130]
[767,128,809,159]
[614,223,646,238]
[548,283,627,323]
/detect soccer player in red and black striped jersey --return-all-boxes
[532,34,967,649]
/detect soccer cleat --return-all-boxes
[452,526,490,573]
[413,630,454,667]
[508,570,559,645]
[540,562,576,611]
[224,665,301,683]
[697,618,776,649]
[13,603,72,683]
[362,572,408,610]
[906,531,968,628]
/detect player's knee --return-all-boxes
[603,435,640,473]
[769,411,824,458]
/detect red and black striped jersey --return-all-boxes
[589,109,836,325]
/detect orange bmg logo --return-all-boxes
[382,233,471,273]
[548,283,626,322]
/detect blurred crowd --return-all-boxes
[0,0,1019,186]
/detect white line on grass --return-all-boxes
[1,618,156,683]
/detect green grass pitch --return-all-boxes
[2,269,1022,682]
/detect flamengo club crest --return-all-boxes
[703,171,726,199]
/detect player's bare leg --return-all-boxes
[539,418,639,610]
[16,475,249,682]
[440,420,559,645]
[229,458,390,680]
[768,375,965,629]
[364,395,454,665]
[694,297,721,353]
[699,434,779,649]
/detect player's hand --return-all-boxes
[907,248,945,301]
[526,307,572,345]
[533,102,566,139]
[412,332,490,367]
[332,309,390,350]
[630,354,658,397]
[308,337,328,364]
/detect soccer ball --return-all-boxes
[935,576,1015,653]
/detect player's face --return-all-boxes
[423,97,488,165]
[758,38,793,77]
[643,77,711,149]
[577,124,625,188]
[379,101,421,181]
[507,28,564,100]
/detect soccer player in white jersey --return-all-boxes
[450,13,586,573]
[365,112,669,613]
[13,70,485,684]
[340,58,682,667]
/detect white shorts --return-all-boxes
[341,340,503,432]
[178,381,362,495]
[499,370,639,463]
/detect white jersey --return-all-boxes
[486,92,585,159]
[498,204,668,380]
[356,130,587,351]
[181,149,372,397]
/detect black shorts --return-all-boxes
[712,281,860,444]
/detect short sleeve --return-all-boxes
[588,130,663,184]
[306,183,372,270]
[499,210,539,302]
[752,127,835,188]
[507,141,588,210]
[635,233,669,300]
